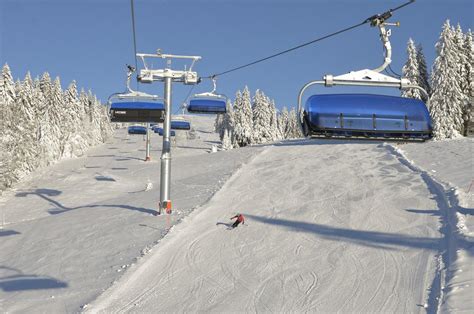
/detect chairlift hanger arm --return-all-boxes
[137,51,201,72]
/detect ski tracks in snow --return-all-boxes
[87,140,442,313]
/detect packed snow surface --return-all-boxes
[1,116,472,313]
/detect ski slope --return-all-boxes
[0,116,263,312]
[88,140,444,313]
[1,116,472,313]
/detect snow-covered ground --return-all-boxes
[390,138,473,313]
[1,116,472,313]
[0,116,263,312]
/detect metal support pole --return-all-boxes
[159,76,172,214]
[145,123,151,161]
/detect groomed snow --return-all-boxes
[0,116,263,312]
[1,116,472,313]
[87,138,453,313]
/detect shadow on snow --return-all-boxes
[15,189,156,216]
[0,266,67,292]
[245,214,473,255]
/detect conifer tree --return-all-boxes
[63,81,88,156]
[269,99,280,141]
[87,91,103,145]
[286,107,303,138]
[221,129,233,150]
[252,89,273,144]
[233,86,253,147]
[0,64,17,189]
[278,106,289,139]
[430,20,466,139]
[416,44,431,102]
[461,29,474,135]
[220,99,234,141]
[454,24,472,135]
[47,77,64,161]
[402,38,423,100]
[10,73,38,177]
[34,78,53,167]
[214,112,224,135]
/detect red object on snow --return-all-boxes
[231,214,245,224]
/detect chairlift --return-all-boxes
[171,120,191,130]
[303,94,431,140]
[187,77,227,114]
[297,13,432,141]
[127,125,148,135]
[154,127,175,137]
[108,65,165,123]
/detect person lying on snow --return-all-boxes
[230,213,245,228]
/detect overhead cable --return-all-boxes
[206,0,416,79]
[130,0,139,90]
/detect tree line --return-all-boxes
[214,86,303,149]
[0,64,113,192]
[402,20,473,139]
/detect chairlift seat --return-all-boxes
[187,98,226,114]
[154,127,175,136]
[171,120,191,130]
[304,94,432,139]
[128,125,147,135]
[110,101,165,123]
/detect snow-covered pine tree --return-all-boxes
[416,44,431,102]
[214,112,224,135]
[453,23,472,136]
[10,73,39,178]
[79,89,93,146]
[252,89,273,144]
[0,64,17,189]
[98,101,113,142]
[286,107,303,139]
[220,99,234,141]
[48,77,65,161]
[87,91,103,145]
[63,80,88,157]
[278,106,289,139]
[430,20,466,139]
[233,86,253,147]
[402,38,423,100]
[33,77,53,167]
[221,129,233,150]
[463,30,474,134]
[269,99,280,141]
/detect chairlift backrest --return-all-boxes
[154,127,175,136]
[108,91,165,123]
[171,120,191,130]
[110,101,165,123]
[187,77,227,114]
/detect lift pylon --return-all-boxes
[136,50,201,214]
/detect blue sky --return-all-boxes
[1,0,472,111]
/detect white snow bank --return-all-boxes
[389,138,473,313]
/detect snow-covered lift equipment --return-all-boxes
[297,4,432,141]
[136,50,201,214]
[187,77,227,114]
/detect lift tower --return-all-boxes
[137,50,201,214]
